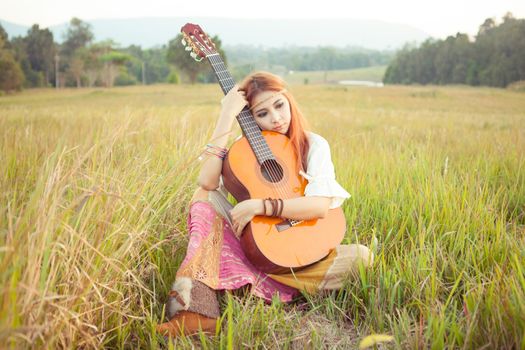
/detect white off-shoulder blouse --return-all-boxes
[218,132,350,209]
[300,132,350,209]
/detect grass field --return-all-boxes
[1,83,524,349]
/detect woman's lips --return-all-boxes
[273,125,283,131]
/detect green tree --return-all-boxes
[121,45,171,84]
[24,24,56,86]
[0,25,24,92]
[99,49,132,87]
[68,54,84,87]
[81,45,104,87]
[384,13,525,87]
[166,69,180,84]
[0,25,9,49]
[61,18,94,58]
[58,18,95,86]
[10,36,40,87]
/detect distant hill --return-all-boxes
[0,17,430,50]
[0,19,28,38]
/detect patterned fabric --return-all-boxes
[176,200,299,302]
[175,188,373,303]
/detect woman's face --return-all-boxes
[250,90,291,135]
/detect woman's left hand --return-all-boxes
[230,199,262,238]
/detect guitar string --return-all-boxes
[208,54,291,203]
[237,111,290,201]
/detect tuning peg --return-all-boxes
[190,52,203,62]
[181,38,187,46]
[185,46,192,51]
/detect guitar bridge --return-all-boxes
[275,219,303,232]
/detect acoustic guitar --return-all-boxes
[181,23,346,273]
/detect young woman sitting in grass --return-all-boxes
[156,71,374,337]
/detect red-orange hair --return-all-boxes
[239,71,310,173]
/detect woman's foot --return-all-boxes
[156,310,218,337]
[157,278,220,337]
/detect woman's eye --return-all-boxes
[275,102,284,109]
[256,111,267,118]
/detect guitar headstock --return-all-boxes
[180,23,217,62]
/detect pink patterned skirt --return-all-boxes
[176,200,299,303]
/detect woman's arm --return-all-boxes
[197,86,247,190]
[230,196,332,236]
[263,196,332,220]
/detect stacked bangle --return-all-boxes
[263,198,284,217]
[203,143,227,160]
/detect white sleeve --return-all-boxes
[299,135,351,209]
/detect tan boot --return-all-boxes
[157,279,220,337]
[156,310,218,337]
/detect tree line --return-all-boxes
[384,13,525,87]
[1,18,173,92]
[225,45,392,79]
[0,17,395,92]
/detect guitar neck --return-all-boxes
[206,53,274,164]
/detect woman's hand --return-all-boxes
[230,199,264,238]
[220,84,248,121]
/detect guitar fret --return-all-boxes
[247,138,273,158]
[210,59,227,70]
[216,72,229,80]
[212,63,228,71]
[249,140,268,154]
[211,60,227,69]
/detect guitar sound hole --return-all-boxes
[261,159,284,183]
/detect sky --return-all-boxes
[1,0,525,38]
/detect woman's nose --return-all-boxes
[270,110,281,123]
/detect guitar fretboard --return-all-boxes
[207,53,275,165]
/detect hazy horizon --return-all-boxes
[1,0,525,39]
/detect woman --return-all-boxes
[156,71,373,337]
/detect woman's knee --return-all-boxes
[191,187,210,203]
[349,244,374,268]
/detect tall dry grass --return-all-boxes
[0,84,524,348]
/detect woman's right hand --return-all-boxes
[220,84,248,121]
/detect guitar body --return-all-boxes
[222,131,346,273]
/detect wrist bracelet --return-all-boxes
[206,143,227,152]
[203,143,227,160]
[265,198,271,216]
[262,199,268,216]
[262,197,285,217]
